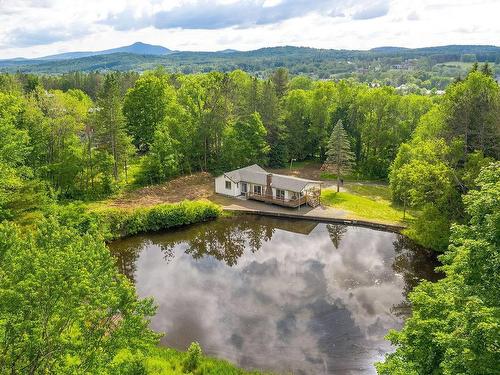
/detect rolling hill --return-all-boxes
[36,42,172,61]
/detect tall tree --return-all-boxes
[272,67,289,98]
[442,71,500,160]
[94,74,134,181]
[123,71,174,151]
[324,120,355,192]
[282,89,311,160]
[137,121,179,185]
[221,112,269,170]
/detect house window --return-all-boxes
[253,185,262,195]
[276,189,285,199]
[225,181,232,190]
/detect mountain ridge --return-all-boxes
[37,42,172,61]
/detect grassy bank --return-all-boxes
[321,185,413,225]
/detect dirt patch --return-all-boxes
[110,172,215,209]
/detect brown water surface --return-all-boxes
[109,216,440,374]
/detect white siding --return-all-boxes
[215,175,241,196]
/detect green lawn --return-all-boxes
[345,183,392,201]
[319,171,384,182]
[321,187,413,225]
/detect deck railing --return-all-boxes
[246,192,306,208]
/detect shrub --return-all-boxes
[183,342,202,373]
[55,200,222,240]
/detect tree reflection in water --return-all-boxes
[326,224,348,249]
[110,217,439,290]
[110,216,316,280]
[390,235,442,317]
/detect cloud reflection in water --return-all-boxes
[110,217,439,374]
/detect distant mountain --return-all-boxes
[370,46,410,53]
[217,49,239,54]
[37,42,171,60]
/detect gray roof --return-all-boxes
[223,164,321,192]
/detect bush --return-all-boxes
[54,200,222,240]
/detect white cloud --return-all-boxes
[0,0,499,58]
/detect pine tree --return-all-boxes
[481,62,493,77]
[324,119,354,192]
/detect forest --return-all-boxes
[0,63,499,374]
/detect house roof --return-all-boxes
[223,164,321,192]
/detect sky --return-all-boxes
[0,0,499,59]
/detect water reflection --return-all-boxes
[109,216,440,374]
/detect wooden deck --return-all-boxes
[247,192,306,208]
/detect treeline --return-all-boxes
[390,69,500,250]
[379,162,499,374]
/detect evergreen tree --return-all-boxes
[324,119,355,192]
[272,67,289,98]
[481,62,493,77]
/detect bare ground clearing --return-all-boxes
[109,172,214,209]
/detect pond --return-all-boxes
[109,216,440,374]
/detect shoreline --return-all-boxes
[224,207,406,233]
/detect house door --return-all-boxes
[241,182,247,194]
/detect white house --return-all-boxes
[215,164,322,208]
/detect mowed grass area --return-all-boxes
[319,171,383,182]
[321,184,414,225]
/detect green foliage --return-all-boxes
[144,346,270,375]
[94,73,135,181]
[0,218,159,374]
[441,71,500,159]
[183,342,202,373]
[123,71,175,150]
[377,161,500,374]
[221,112,269,171]
[390,70,500,250]
[136,124,180,185]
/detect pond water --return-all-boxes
[109,216,440,375]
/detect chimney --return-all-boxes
[266,173,273,196]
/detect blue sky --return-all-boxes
[1,0,499,58]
